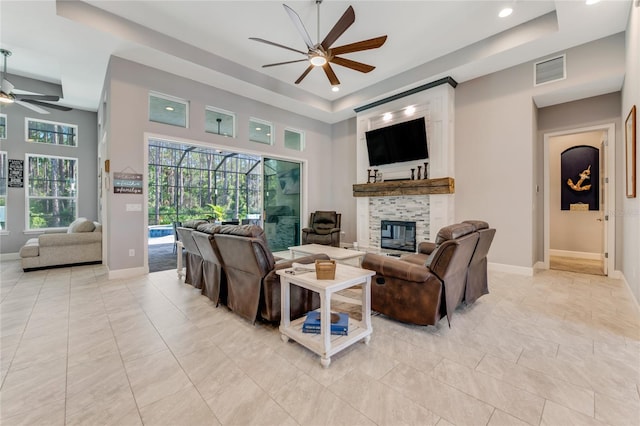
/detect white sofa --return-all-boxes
[19,217,102,271]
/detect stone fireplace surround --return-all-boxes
[355,80,455,251]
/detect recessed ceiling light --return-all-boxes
[405,106,416,116]
[586,0,600,4]
[498,7,513,18]
[331,85,340,92]
[383,112,392,122]
[266,133,271,136]
[255,127,261,131]
[165,106,174,111]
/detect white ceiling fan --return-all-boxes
[0,49,72,114]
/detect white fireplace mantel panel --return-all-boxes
[355,83,455,249]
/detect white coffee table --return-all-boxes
[277,263,374,368]
[288,243,366,266]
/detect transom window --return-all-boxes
[149,92,189,128]
[0,151,6,230]
[249,118,273,145]
[25,154,78,229]
[205,106,235,137]
[25,118,77,147]
[284,128,305,151]
[0,114,6,139]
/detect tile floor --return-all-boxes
[1,259,639,426]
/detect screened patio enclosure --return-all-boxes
[148,139,302,252]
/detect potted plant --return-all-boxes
[206,204,226,223]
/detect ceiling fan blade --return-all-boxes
[283,4,314,50]
[1,78,14,94]
[321,5,355,50]
[249,37,308,56]
[330,36,388,55]
[322,63,340,86]
[15,94,60,102]
[22,99,72,112]
[330,56,375,73]
[15,100,50,114]
[263,59,309,68]
[294,65,314,84]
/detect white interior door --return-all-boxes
[600,135,608,276]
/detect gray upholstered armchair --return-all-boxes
[301,211,341,247]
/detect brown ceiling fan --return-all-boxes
[250,1,387,88]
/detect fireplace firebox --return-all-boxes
[380,220,417,252]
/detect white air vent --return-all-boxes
[534,54,566,86]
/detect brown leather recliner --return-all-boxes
[301,211,341,247]
[361,223,479,326]
[214,225,328,323]
[192,223,227,306]
[462,220,496,304]
[414,220,496,305]
[176,219,208,289]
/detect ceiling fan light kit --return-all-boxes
[250,1,387,88]
[0,91,15,104]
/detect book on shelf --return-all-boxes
[302,311,348,335]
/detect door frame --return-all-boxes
[543,123,615,275]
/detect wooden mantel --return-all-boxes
[352,177,454,197]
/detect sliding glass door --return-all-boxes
[262,158,301,251]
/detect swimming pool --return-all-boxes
[149,225,173,238]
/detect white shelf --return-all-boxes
[281,313,370,358]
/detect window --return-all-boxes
[149,92,188,128]
[25,118,77,146]
[0,114,6,139]
[205,106,235,137]
[284,129,305,151]
[26,154,78,229]
[249,118,273,145]
[0,151,6,230]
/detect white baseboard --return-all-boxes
[621,272,640,314]
[489,262,534,276]
[549,249,602,261]
[108,266,147,280]
[608,269,623,280]
[0,252,21,261]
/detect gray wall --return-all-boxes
[455,34,625,271]
[455,60,536,269]
[103,57,334,273]
[0,106,98,254]
[330,117,357,245]
[621,3,640,302]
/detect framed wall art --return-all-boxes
[625,105,636,198]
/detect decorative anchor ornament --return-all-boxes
[567,165,592,192]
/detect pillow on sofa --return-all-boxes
[67,217,96,233]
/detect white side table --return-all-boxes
[277,263,374,368]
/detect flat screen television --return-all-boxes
[365,117,428,166]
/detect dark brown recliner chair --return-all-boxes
[462,220,496,304]
[176,219,208,289]
[414,220,496,305]
[301,211,341,247]
[361,223,479,326]
[192,223,227,306]
[214,225,328,323]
